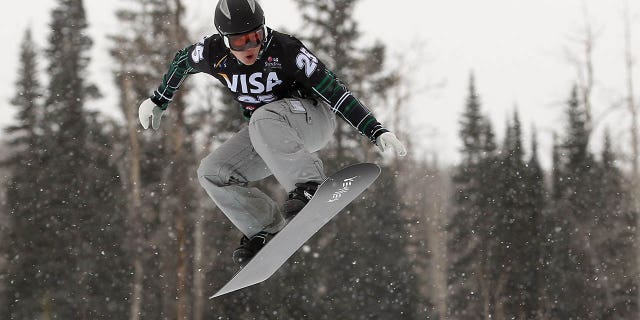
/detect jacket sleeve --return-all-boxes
[150,37,212,110]
[288,39,389,143]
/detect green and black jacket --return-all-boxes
[151,28,388,143]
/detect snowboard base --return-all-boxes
[210,162,381,298]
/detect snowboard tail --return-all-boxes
[210,162,381,298]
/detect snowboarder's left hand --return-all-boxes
[138,98,165,130]
[376,132,407,157]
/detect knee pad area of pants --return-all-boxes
[197,158,242,187]
[249,124,304,155]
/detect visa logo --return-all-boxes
[218,72,283,94]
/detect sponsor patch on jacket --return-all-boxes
[264,56,282,69]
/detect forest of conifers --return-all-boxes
[1,0,638,319]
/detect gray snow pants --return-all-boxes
[197,98,336,238]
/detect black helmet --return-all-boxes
[215,0,265,36]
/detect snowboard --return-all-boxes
[210,162,381,298]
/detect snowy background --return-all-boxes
[1,0,639,319]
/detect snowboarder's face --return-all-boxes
[231,45,262,65]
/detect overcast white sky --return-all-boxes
[1,0,639,168]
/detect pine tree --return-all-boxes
[2,28,47,320]
[545,85,602,318]
[492,111,542,318]
[458,73,485,164]
[448,73,500,318]
[41,1,93,315]
[541,152,571,318]
[545,131,571,318]
[593,129,636,317]
[524,129,547,318]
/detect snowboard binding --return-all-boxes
[283,181,319,221]
[232,231,276,267]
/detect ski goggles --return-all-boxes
[225,27,265,51]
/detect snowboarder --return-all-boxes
[138,0,406,266]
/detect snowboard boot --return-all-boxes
[232,231,275,267]
[283,181,319,222]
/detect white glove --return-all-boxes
[376,132,407,157]
[138,98,165,130]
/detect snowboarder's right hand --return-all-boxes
[138,98,165,130]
